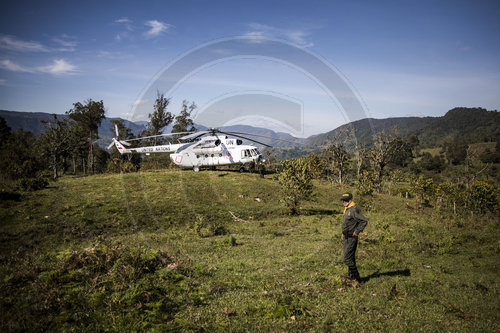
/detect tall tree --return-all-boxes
[148,91,173,145]
[0,116,11,150]
[66,99,106,174]
[369,131,407,189]
[322,128,351,184]
[40,114,71,180]
[172,100,197,134]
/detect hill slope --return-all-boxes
[306,107,499,148]
[0,171,498,331]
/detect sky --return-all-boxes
[0,0,499,137]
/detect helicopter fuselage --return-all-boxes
[114,134,263,171]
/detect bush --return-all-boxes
[106,158,136,173]
[17,176,49,191]
[276,157,313,215]
[467,181,498,214]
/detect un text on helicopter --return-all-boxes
[108,124,298,172]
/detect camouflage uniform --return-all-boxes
[342,199,368,282]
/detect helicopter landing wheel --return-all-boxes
[239,166,245,173]
[193,166,200,172]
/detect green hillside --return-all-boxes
[1,171,498,331]
[306,107,499,149]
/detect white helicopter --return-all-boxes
[108,124,296,172]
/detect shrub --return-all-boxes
[276,157,313,215]
[467,181,498,214]
[17,176,49,191]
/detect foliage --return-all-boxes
[17,175,49,191]
[172,100,197,134]
[66,99,106,174]
[357,170,375,196]
[276,157,313,214]
[39,114,72,179]
[442,139,468,165]
[369,131,410,188]
[106,158,136,173]
[0,129,42,180]
[322,129,352,184]
[0,116,11,150]
[147,91,173,145]
[410,175,436,206]
[466,181,498,214]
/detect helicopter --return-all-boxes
[108,124,297,172]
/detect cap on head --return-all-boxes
[341,192,353,202]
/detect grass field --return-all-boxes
[1,170,498,331]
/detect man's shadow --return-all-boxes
[361,269,411,283]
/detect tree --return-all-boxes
[0,116,11,150]
[0,129,41,180]
[148,91,173,145]
[277,157,313,215]
[172,100,196,134]
[442,139,468,165]
[369,131,408,189]
[109,119,140,170]
[66,99,106,174]
[39,114,71,180]
[322,128,351,184]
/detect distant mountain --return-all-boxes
[1,107,497,151]
[0,110,302,148]
[305,107,499,148]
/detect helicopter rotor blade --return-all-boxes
[122,131,196,142]
[179,131,209,141]
[120,140,131,146]
[107,140,115,150]
[222,131,302,145]
[220,132,272,147]
[114,124,119,138]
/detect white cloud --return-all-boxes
[0,59,34,72]
[0,34,48,52]
[144,20,171,37]
[1,58,78,76]
[38,59,78,75]
[52,35,77,51]
[244,23,314,47]
[132,99,148,106]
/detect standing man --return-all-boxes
[340,192,368,283]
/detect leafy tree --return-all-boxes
[0,116,11,150]
[109,119,141,170]
[417,152,445,172]
[39,114,71,180]
[410,175,435,207]
[0,129,41,180]
[67,124,89,174]
[277,157,313,215]
[148,91,173,145]
[66,99,106,174]
[322,128,351,184]
[369,131,408,189]
[172,100,196,134]
[442,139,468,165]
[466,181,498,214]
[387,137,413,167]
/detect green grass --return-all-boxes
[1,170,498,331]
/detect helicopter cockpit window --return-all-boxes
[250,149,258,156]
